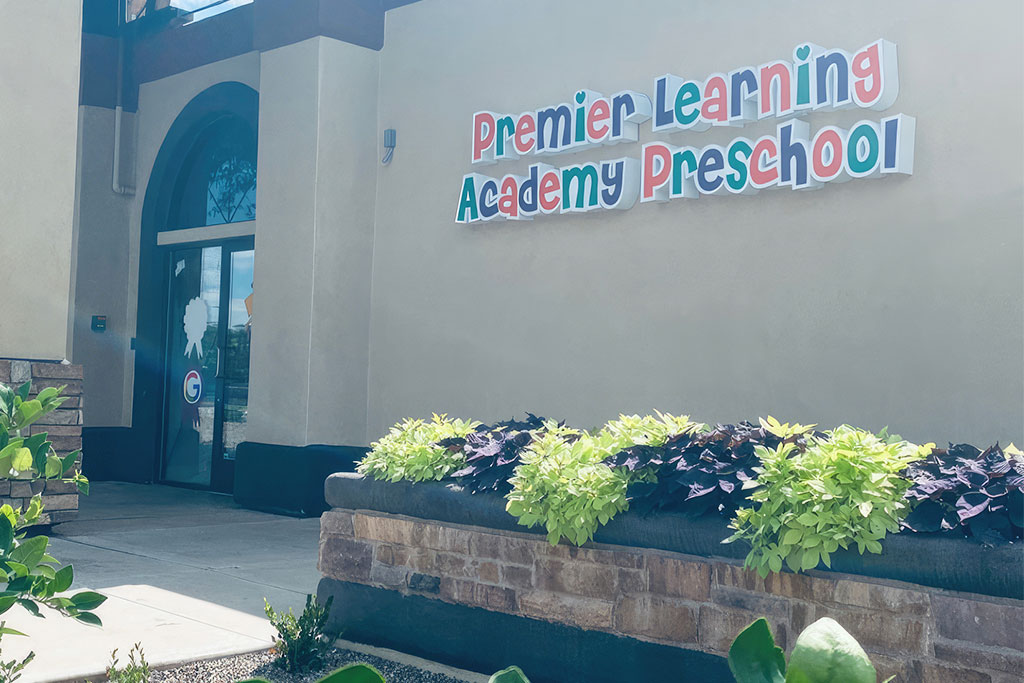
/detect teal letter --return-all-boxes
[562,164,599,210]
[726,139,753,192]
[456,175,479,222]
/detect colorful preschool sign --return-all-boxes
[455,39,915,223]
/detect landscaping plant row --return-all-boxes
[356,413,1023,577]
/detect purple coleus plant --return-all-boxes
[438,414,547,494]
[902,443,1024,543]
[607,421,811,517]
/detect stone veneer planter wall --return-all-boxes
[318,474,1023,683]
[0,359,83,525]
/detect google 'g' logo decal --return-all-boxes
[183,370,202,404]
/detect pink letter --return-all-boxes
[642,143,673,201]
[472,111,496,163]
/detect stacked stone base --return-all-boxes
[319,508,1024,683]
[0,360,82,524]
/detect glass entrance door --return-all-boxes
[162,239,253,492]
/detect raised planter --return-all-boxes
[318,473,1024,683]
[0,359,83,525]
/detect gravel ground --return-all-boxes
[151,648,472,683]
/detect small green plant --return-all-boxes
[726,425,931,576]
[357,414,480,482]
[489,666,530,683]
[0,627,33,683]
[105,643,150,683]
[265,594,335,673]
[729,617,893,683]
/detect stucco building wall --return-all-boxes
[0,0,83,361]
[366,0,1024,445]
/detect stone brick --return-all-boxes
[648,554,710,601]
[911,661,992,683]
[369,563,408,588]
[477,561,499,584]
[10,481,44,498]
[353,513,415,545]
[933,640,1024,677]
[318,536,373,582]
[33,408,81,425]
[31,363,83,380]
[42,479,78,495]
[613,595,698,644]
[36,509,78,525]
[932,595,1024,651]
[816,606,927,656]
[10,361,30,384]
[47,436,82,453]
[500,564,533,589]
[868,652,914,683]
[833,579,930,617]
[618,567,647,594]
[434,552,472,578]
[40,494,78,511]
[535,557,616,599]
[31,425,80,436]
[714,562,836,604]
[711,586,792,619]
[548,544,645,569]
[441,578,516,612]
[0,482,9,496]
[698,605,788,654]
[409,573,440,594]
[0,360,10,382]
[30,379,81,395]
[433,526,471,554]
[321,510,355,537]
[518,590,613,630]
[470,532,538,565]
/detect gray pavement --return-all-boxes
[2,482,322,682]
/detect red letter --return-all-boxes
[587,99,611,142]
[539,170,561,213]
[514,113,537,155]
[498,176,519,218]
[811,127,844,181]
[750,137,779,188]
[701,75,729,124]
[642,143,673,201]
[472,111,496,163]
[852,43,882,106]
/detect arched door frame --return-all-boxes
[132,81,258,485]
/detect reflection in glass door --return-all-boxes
[162,239,253,492]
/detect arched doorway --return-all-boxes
[134,82,258,493]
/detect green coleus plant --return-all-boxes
[729,617,892,683]
[725,425,931,576]
[357,414,480,483]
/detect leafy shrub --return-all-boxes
[506,413,696,545]
[357,414,480,483]
[726,426,931,576]
[902,442,1023,542]
[506,424,630,545]
[0,381,103,637]
[729,617,892,683]
[106,643,150,683]
[441,414,547,494]
[609,418,813,518]
[265,594,334,673]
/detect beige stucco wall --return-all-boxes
[0,1,83,360]
[247,37,379,447]
[367,0,1024,445]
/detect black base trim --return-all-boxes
[234,442,366,517]
[316,578,732,683]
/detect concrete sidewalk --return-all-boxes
[2,482,321,682]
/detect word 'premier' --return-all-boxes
[455,39,915,223]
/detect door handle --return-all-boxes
[215,346,223,378]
